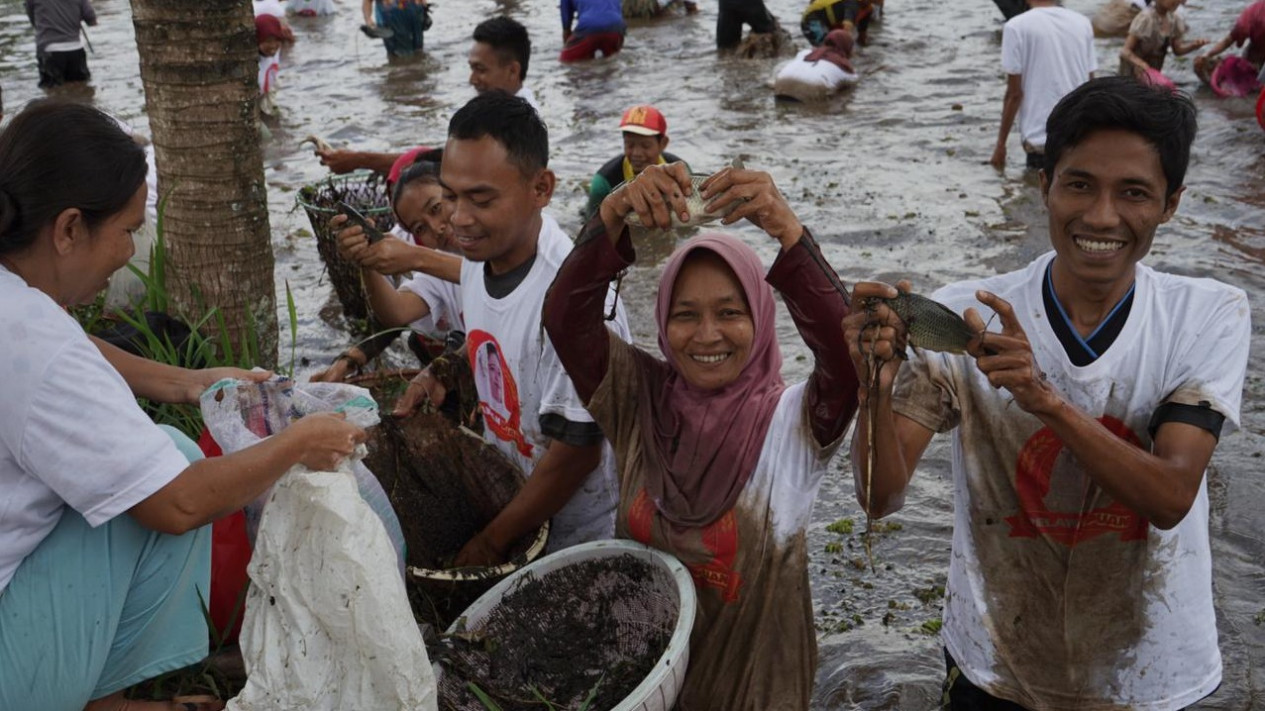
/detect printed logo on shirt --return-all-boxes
[1006,415,1149,545]
[627,488,744,603]
[466,329,533,458]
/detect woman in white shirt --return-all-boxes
[0,100,366,711]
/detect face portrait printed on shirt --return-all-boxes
[467,329,532,458]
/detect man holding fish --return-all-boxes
[845,77,1250,710]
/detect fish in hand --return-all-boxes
[877,291,978,356]
[624,158,746,230]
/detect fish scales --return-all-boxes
[624,158,746,230]
[883,292,975,354]
[624,173,739,229]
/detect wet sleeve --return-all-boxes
[82,0,96,25]
[891,350,961,434]
[766,230,860,448]
[542,213,635,406]
[1000,22,1023,75]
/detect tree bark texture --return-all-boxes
[130,0,277,367]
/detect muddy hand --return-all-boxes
[309,356,356,383]
[291,412,367,471]
[600,161,694,234]
[965,291,1057,414]
[843,281,911,402]
[393,367,447,417]
[333,214,373,264]
[359,236,418,276]
[453,530,507,567]
[702,166,803,246]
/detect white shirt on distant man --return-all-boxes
[1001,5,1096,151]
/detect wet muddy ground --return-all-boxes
[1,0,1262,706]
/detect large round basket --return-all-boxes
[295,171,395,328]
[346,369,549,629]
[438,540,696,711]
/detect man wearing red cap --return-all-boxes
[584,106,688,219]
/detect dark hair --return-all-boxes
[472,16,531,80]
[0,100,147,256]
[1043,76,1196,198]
[448,91,549,177]
[391,148,444,207]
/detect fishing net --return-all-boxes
[295,171,396,332]
[351,369,547,628]
[434,554,678,711]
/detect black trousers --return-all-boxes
[37,49,90,88]
[716,0,777,48]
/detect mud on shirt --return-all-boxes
[587,337,840,711]
[458,214,628,552]
[892,253,1250,711]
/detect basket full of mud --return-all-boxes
[295,170,396,328]
[435,540,696,711]
[350,369,549,629]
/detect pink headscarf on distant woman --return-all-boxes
[806,29,855,74]
[638,234,786,528]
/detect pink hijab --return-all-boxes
[638,234,786,528]
[805,29,855,74]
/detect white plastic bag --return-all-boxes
[199,375,406,573]
[226,459,438,711]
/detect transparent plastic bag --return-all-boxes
[199,375,405,573]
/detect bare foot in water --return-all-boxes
[84,692,225,711]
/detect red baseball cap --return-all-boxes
[620,105,667,137]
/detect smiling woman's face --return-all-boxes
[664,250,754,390]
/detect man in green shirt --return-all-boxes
[584,105,688,220]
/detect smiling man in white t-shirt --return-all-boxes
[991,0,1096,171]
[848,77,1249,709]
[394,91,628,565]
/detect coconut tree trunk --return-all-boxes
[130,0,277,367]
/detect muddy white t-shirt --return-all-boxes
[0,268,189,593]
[458,214,628,551]
[1001,6,1096,149]
[587,337,839,711]
[892,253,1250,710]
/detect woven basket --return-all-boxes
[295,171,396,330]
[347,369,549,628]
[438,540,695,711]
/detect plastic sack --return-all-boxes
[225,459,438,711]
[199,375,406,573]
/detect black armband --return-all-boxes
[540,412,606,447]
[1148,401,1226,441]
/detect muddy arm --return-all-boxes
[767,230,860,447]
[542,214,634,404]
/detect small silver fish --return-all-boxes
[624,158,746,229]
[300,134,333,154]
[880,292,977,355]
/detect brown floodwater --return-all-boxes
[1,0,1262,706]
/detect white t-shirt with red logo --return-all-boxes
[458,214,628,551]
[892,252,1250,710]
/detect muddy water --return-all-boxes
[1,0,1262,706]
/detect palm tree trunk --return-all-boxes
[130,0,277,367]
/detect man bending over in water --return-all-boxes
[846,76,1249,710]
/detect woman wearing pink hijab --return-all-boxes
[543,163,859,709]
